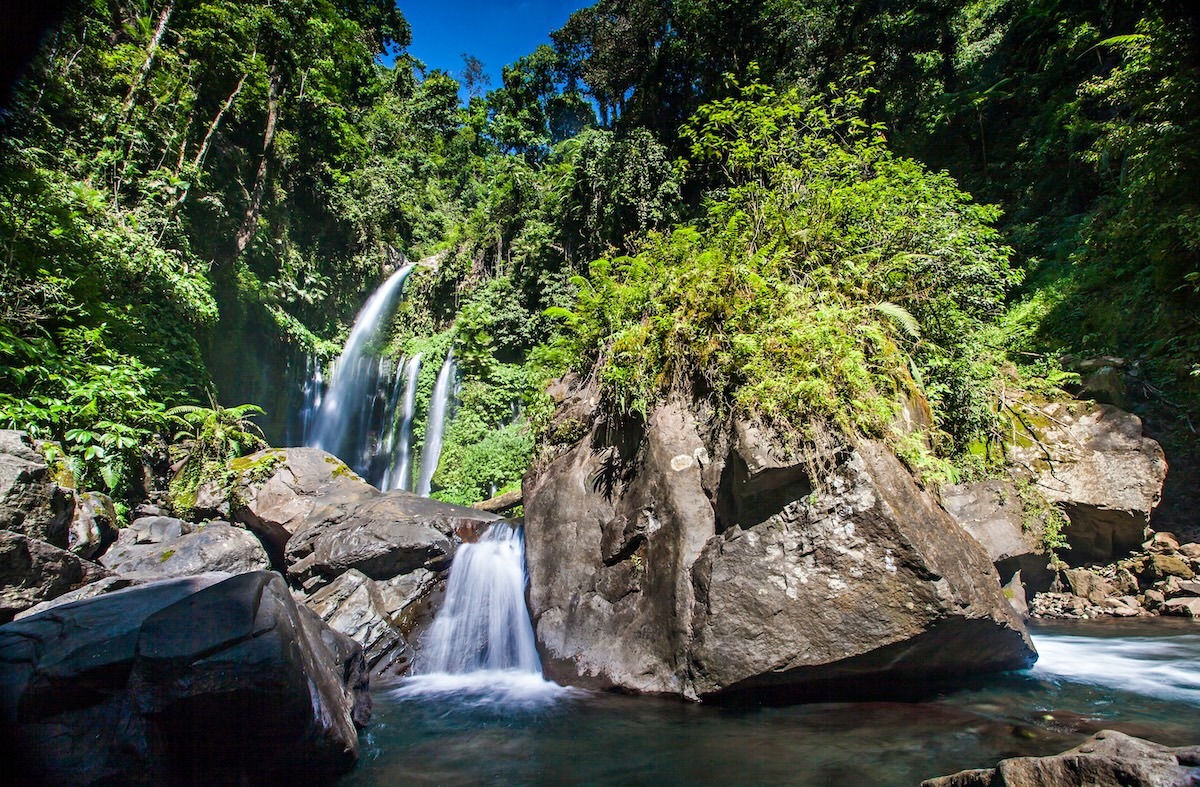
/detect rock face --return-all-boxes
[0,430,73,547]
[230,447,495,675]
[524,395,1035,700]
[0,571,369,784]
[99,522,271,579]
[0,530,110,622]
[940,479,1054,591]
[67,490,119,559]
[921,730,1200,787]
[1008,401,1166,563]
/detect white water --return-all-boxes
[382,352,421,492]
[415,348,455,496]
[308,264,414,463]
[1030,628,1200,704]
[396,522,573,705]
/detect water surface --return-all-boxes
[349,620,1200,785]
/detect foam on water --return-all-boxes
[1030,629,1200,704]
[389,670,582,709]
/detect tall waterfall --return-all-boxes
[415,349,455,496]
[384,353,422,492]
[417,522,542,675]
[308,264,414,466]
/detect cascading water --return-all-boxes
[392,522,572,705]
[383,353,421,492]
[415,348,455,496]
[307,264,414,469]
[418,523,541,674]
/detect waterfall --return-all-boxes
[417,522,542,675]
[307,261,415,477]
[415,349,455,496]
[382,353,421,492]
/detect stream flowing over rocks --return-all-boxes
[523,385,1036,700]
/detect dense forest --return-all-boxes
[2,0,1197,523]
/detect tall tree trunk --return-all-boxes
[119,0,174,123]
[235,65,280,255]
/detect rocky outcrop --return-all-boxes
[1030,531,1200,619]
[0,571,369,784]
[67,490,118,559]
[0,530,109,622]
[921,730,1200,787]
[524,394,1035,700]
[1008,401,1166,563]
[229,447,494,675]
[99,521,271,579]
[0,430,73,547]
[940,479,1054,591]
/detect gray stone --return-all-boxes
[922,730,1200,787]
[68,490,118,559]
[1163,597,1200,617]
[119,514,194,546]
[1079,366,1129,410]
[1064,568,1113,604]
[100,523,270,579]
[1008,402,1166,564]
[1003,571,1028,617]
[14,575,145,619]
[524,395,1034,700]
[306,569,410,676]
[0,530,110,622]
[0,430,74,547]
[940,479,1054,591]
[0,571,368,783]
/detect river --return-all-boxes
[346,619,1200,785]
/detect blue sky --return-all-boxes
[397,1,591,93]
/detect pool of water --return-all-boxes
[346,620,1200,785]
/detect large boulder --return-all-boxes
[228,446,497,589]
[99,522,271,579]
[1008,401,1166,563]
[0,530,110,622]
[940,479,1055,591]
[524,396,1034,700]
[0,430,73,547]
[305,568,440,677]
[0,571,369,784]
[922,730,1200,787]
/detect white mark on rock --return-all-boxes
[884,550,897,573]
[670,454,694,471]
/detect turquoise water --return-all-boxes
[347,620,1200,785]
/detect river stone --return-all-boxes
[0,571,368,784]
[306,569,410,676]
[0,530,110,622]
[68,490,118,559]
[1007,402,1166,564]
[524,395,1034,700]
[939,479,1053,591]
[99,522,270,579]
[1063,568,1113,604]
[0,430,74,548]
[1163,597,1200,617]
[119,514,195,545]
[921,730,1200,787]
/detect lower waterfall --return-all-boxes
[392,522,573,705]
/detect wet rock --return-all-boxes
[0,430,74,547]
[100,522,270,579]
[0,530,110,622]
[1007,402,1166,564]
[525,396,1034,700]
[0,571,368,784]
[306,569,410,676]
[68,490,118,559]
[922,730,1200,787]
